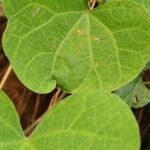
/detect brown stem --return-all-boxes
[24,87,66,136]
[24,115,43,136]
[58,92,67,100]
[31,95,41,122]
[0,64,12,89]
[144,81,150,85]
[88,0,97,10]
[48,88,61,109]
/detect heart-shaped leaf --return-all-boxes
[0,90,140,149]
[2,0,150,93]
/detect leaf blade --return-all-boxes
[2,0,150,94]
[30,90,140,150]
[0,90,140,149]
[0,91,25,149]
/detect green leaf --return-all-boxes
[0,91,25,149]
[0,90,140,149]
[2,0,150,93]
[134,0,150,11]
[114,75,150,108]
[108,0,150,12]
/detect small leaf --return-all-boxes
[114,76,150,108]
[2,0,150,93]
[0,90,140,149]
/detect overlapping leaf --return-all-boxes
[110,0,150,107]
[114,75,150,108]
[1,0,150,93]
[0,90,140,149]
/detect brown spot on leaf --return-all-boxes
[76,29,85,36]
[92,36,101,41]
[135,95,139,105]
[32,7,40,17]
